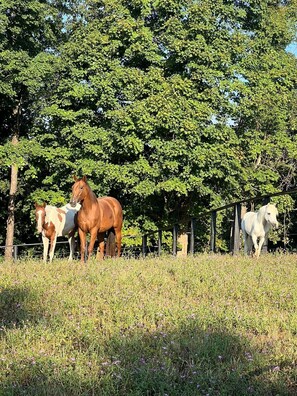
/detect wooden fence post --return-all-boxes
[158,230,162,256]
[231,203,241,255]
[14,245,18,261]
[142,235,147,258]
[189,218,195,255]
[173,224,178,256]
[210,211,217,253]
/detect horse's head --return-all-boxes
[35,202,46,233]
[70,175,88,207]
[265,203,279,229]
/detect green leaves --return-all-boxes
[1,0,297,245]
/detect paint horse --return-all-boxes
[70,176,123,262]
[241,203,278,258]
[35,202,81,262]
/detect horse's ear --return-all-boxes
[82,175,87,182]
[42,202,46,208]
[34,202,38,208]
[73,175,78,182]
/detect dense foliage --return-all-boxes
[0,0,297,248]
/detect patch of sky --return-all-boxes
[286,42,297,57]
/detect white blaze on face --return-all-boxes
[36,209,43,233]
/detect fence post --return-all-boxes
[189,218,195,255]
[173,224,178,256]
[158,230,162,256]
[210,211,217,253]
[142,235,147,258]
[231,203,241,255]
[13,245,18,261]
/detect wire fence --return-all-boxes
[0,240,163,261]
[2,189,297,261]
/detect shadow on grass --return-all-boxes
[0,316,296,396]
[0,286,45,329]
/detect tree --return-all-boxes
[35,0,297,236]
[0,0,69,258]
[0,0,296,252]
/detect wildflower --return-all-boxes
[113,360,121,365]
[245,352,253,361]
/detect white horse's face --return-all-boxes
[35,203,47,233]
[265,204,279,228]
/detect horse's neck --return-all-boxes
[45,205,61,224]
[82,188,98,210]
[41,206,52,225]
[257,207,268,228]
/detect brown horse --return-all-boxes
[70,176,123,262]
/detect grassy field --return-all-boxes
[0,254,296,396]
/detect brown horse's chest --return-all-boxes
[43,222,56,239]
[77,210,99,232]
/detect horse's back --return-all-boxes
[46,204,79,236]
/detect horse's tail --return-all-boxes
[106,228,116,257]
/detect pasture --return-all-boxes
[0,254,296,395]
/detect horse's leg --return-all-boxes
[106,228,116,257]
[257,236,265,258]
[87,229,97,260]
[115,227,122,258]
[252,234,259,258]
[242,230,248,256]
[68,229,76,261]
[49,233,57,263]
[246,236,253,256]
[78,228,87,263]
[96,232,105,260]
[42,235,49,263]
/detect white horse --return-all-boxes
[241,203,278,257]
[35,202,81,262]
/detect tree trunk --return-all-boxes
[5,103,21,261]
[5,157,18,261]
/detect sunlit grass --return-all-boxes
[0,254,296,395]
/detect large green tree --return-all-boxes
[32,0,297,232]
[0,0,77,255]
[1,0,297,253]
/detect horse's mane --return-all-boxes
[84,180,98,203]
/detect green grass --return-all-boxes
[0,254,296,395]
